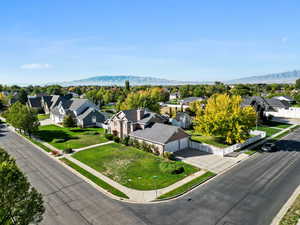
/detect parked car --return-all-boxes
[261,142,277,152]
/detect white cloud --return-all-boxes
[20,63,52,69]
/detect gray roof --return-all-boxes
[266,98,290,109]
[129,123,189,145]
[28,96,42,108]
[242,96,290,110]
[180,97,204,104]
[77,108,105,122]
[273,95,294,101]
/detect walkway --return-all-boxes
[64,155,206,202]
[73,141,113,152]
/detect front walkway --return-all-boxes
[39,118,54,126]
[64,155,206,202]
[175,149,248,173]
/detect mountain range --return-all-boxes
[56,70,300,86]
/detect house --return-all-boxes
[129,123,190,154]
[272,96,295,105]
[108,109,168,138]
[169,92,180,100]
[170,112,192,129]
[27,96,42,112]
[179,97,204,106]
[50,98,106,127]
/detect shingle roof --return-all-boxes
[28,97,42,108]
[129,123,189,145]
[266,98,290,109]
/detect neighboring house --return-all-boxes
[129,123,190,154]
[27,96,42,112]
[108,109,168,138]
[273,96,295,104]
[50,98,106,127]
[169,92,180,100]
[180,97,204,106]
[170,112,192,129]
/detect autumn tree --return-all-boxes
[194,94,256,144]
[0,148,45,224]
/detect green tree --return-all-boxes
[296,79,300,89]
[16,89,28,104]
[125,80,130,91]
[63,114,76,127]
[194,94,256,144]
[0,148,45,224]
[6,102,39,136]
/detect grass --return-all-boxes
[187,130,229,148]
[254,126,281,137]
[279,194,300,225]
[37,114,50,121]
[60,158,129,199]
[72,143,199,190]
[34,125,108,150]
[157,171,216,200]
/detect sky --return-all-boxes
[1,0,300,85]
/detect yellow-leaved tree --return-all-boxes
[194,94,256,144]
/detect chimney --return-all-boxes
[137,109,144,121]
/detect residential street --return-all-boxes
[0,123,299,225]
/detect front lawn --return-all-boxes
[187,130,229,148]
[37,114,50,121]
[254,126,281,137]
[34,125,108,150]
[72,143,199,190]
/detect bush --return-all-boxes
[163,152,175,160]
[63,148,73,154]
[53,138,65,143]
[51,150,61,156]
[122,136,130,146]
[133,139,140,149]
[105,133,114,140]
[113,136,120,143]
[63,114,76,128]
[159,162,185,174]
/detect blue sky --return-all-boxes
[1,0,300,84]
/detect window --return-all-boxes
[92,116,96,123]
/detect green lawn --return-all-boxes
[60,158,129,199]
[280,194,300,225]
[34,125,108,150]
[157,171,216,200]
[37,114,50,121]
[254,126,281,137]
[72,143,199,190]
[187,130,229,148]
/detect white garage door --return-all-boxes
[165,140,180,152]
[180,137,189,149]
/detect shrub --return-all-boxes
[122,136,130,146]
[105,133,114,140]
[163,152,175,160]
[63,114,76,128]
[128,138,134,146]
[113,136,120,143]
[53,138,65,143]
[51,150,61,156]
[63,148,73,154]
[133,139,140,148]
[159,162,185,174]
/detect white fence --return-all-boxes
[266,107,300,119]
[189,130,266,156]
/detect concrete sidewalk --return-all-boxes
[73,141,113,152]
[64,155,206,203]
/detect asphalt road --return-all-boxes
[0,123,299,225]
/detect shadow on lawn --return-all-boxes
[34,130,75,142]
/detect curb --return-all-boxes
[270,185,300,225]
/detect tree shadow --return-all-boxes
[275,139,300,152]
[34,130,73,142]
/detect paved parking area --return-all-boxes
[175,149,248,173]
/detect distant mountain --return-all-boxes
[225,70,300,84]
[55,70,300,87]
[57,75,205,86]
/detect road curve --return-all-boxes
[0,124,299,225]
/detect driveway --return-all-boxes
[175,149,248,173]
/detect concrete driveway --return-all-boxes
[175,149,248,173]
